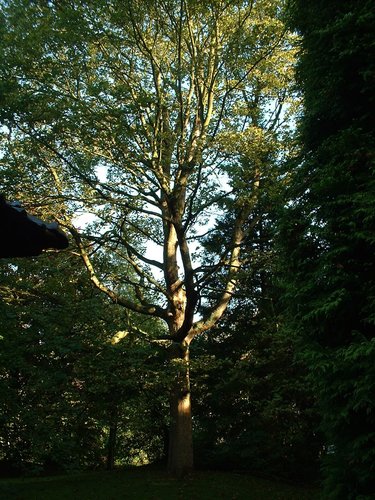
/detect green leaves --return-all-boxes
[0,252,169,471]
[0,0,303,475]
[279,0,375,497]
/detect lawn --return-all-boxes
[0,467,320,499]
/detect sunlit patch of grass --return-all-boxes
[0,467,320,499]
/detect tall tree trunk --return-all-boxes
[167,342,193,477]
[106,408,118,471]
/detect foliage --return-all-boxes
[0,0,298,475]
[280,0,375,497]
[0,0,297,331]
[0,253,168,473]
[192,326,321,482]
[191,171,321,481]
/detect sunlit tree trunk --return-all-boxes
[167,342,193,476]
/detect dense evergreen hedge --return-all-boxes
[281,1,375,497]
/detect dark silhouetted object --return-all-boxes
[0,195,69,258]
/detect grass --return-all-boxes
[0,467,320,500]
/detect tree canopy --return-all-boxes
[0,0,296,340]
[0,0,297,476]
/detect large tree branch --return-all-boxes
[81,229,164,273]
[185,203,252,342]
[68,226,168,320]
[172,222,198,340]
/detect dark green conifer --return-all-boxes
[281,1,375,497]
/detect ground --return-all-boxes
[0,466,320,499]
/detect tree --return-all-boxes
[191,153,321,482]
[0,253,108,473]
[0,0,296,476]
[280,0,375,497]
[0,252,168,473]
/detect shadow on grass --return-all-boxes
[0,466,320,499]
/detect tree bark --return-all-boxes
[106,409,118,471]
[167,342,193,477]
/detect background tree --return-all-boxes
[280,1,375,497]
[0,0,296,475]
[0,253,110,473]
[190,145,321,482]
[0,252,168,474]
